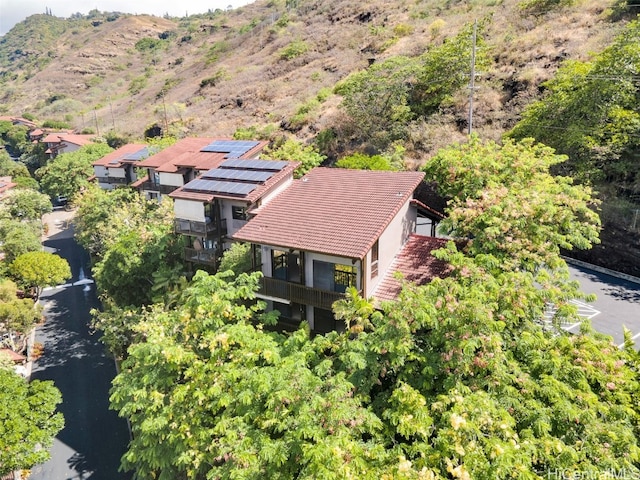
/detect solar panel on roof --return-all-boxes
[220,159,288,171]
[199,140,260,157]
[124,147,150,161]
[184,178,257,196]
[201,168,274,183]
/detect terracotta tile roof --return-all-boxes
[130,176,148,188]
[42,133,94,147]
[137,137,269,173]
[169,161,299,204]
[0,348,26,363]
[0,176,17,197]
[233,168,426,259]
[373,234,451,302]
[92,143,148,167]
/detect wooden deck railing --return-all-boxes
[258,277,351,310]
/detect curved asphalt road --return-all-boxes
[28,216,131,480]
[567,262,640,349]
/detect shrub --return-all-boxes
[278,40,308,60]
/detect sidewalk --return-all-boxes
[41,208,76,241]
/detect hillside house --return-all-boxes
[169,157,298,269]
[91,143,151,189]
[0,176,17,199]
[133,138,268,201]
[41,132,94,158]
[232,168,449,333]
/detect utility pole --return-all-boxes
[468,19,477,135]
[93,108,100,136]
[161,92,169,137]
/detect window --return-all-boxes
[334,264,357,292]
[371,240,379,278]
[232,205,247,220]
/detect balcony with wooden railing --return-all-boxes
[95,176,129,185]
[139,182,178,194]
[175,218,227,237]
[184,247,219,267]
[258,277,354,311]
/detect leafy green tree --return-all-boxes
[0,220,42,264]
[335,153,395,171]
[0,366,64,475]
[335,22,489,149]
[74,186,143,257]
[10,251,71,301]
[423,135,601,272]
[218,242,252,275]
[2,124,29,156]
[110,271,389,480]
[76,190,185,307]
[0,188,52,221]
[335,55,417,148]
[264,139,325,178]
[509,20,640,188]
[0,150,36,188]
[0,278,42,352]
[36,143,113,200]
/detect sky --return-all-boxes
[0,0,254,36]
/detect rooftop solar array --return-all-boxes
[201,168,275,183]
[220,159,288,171]
[200,140,260,158]
[184,178,257,196]
[124,147,150,161]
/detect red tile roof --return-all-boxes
[0,348,26,363]
[0,176,17,197]
[373,234,451,302]
[233,168,425,259]
[92,143,148,167]
[42,133,94,147]
[137,137,269,173]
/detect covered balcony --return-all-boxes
[258,277,354,311]
[184,247,219,268]
[174,218,227,237]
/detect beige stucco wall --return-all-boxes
[364,199,417,297]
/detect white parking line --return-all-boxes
[618,331,640,349]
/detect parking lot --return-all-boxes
[566,260,640,349]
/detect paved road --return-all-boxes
[567,263,640,349]
[28,220,131,480]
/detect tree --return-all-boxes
[0,366,64,475]
[110,271,389,480]
[423,135,601,273]
[74,189,185,307]
[509,20,640,188]
[335,22,489,149]
[264,138,325,178]
[0,220,42,264]
[335,153,395,171]
[10,251,71,301]
[218,242,252,275]
[36,143,113,200]
[0,188,52,221]
[0,278,42,352]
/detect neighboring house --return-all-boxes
[91,143,151,190]
[0,176,17,199]
[41,133,95,158]
[232,168,449,333]
[0,116,38,130]
[133,138,269,201]
[169,157,299,270]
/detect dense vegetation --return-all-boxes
[76,137,640,479]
